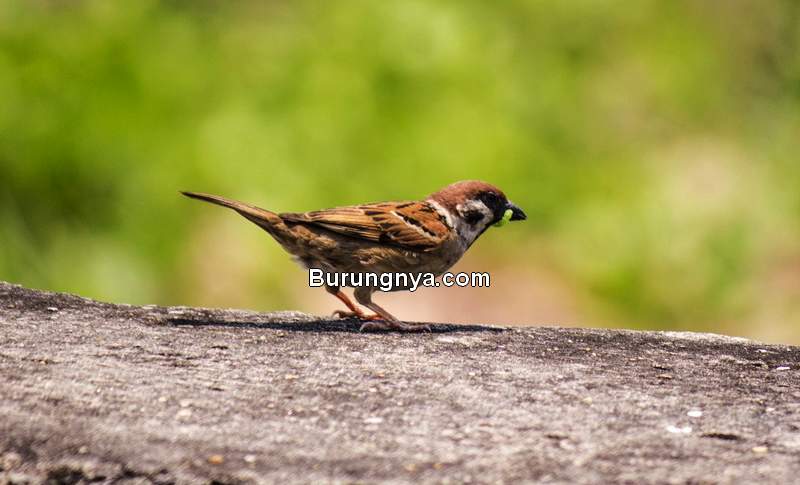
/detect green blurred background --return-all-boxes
[1,1,799,343]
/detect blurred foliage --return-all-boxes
[1,0,799,341]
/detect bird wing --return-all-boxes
[280,201,451,250]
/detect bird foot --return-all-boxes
[332,310,383,321]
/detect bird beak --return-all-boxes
[507,201,527,221]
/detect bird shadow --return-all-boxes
[166,316,506,334]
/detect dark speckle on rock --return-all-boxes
[1,281,799,484]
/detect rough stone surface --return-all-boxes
[0,281,799,484]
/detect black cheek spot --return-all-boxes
[464,210,483,226]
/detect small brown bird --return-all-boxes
[182,180,526,331]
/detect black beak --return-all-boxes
[507,201,527,221]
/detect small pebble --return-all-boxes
[46,307,58,312]
[243,454,256,464]
[364,417,384,424]
[179,399,192,408]
[5,473,34,484]
[666,425,692,434]
[176,409,192,419]
[752,446,769,454]
[775,366,790,371]
[1,452,22,469]
[208,454,224,465]
[78,446,89,454]
[687,410,703,418]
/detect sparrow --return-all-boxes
[181,180,526,331]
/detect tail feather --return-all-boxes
[180,191,283,230]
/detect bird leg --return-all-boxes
[354,288,431,332]
[328,288,382,320]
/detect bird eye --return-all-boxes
[482,192,500,207]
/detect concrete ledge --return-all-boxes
[1,282,798,484]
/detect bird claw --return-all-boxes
[332,309,430,332]
[332,309,357,319]
[332,310,382,320]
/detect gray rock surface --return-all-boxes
[0,281,798,484]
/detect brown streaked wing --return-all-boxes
[280,201,450,250]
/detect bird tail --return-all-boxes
[180,191,284,231]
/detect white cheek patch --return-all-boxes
[455,200,493,245]
[457,200,493,224]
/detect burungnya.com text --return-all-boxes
[308,269,491,292]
